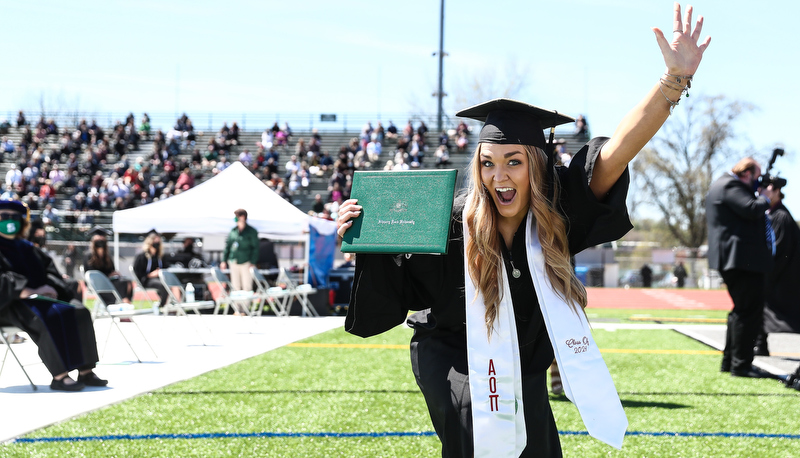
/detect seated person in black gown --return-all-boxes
[83,226,133,303]
[0,199,108,391]
[132,231,169,308]
[28,219,83,301]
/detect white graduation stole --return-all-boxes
[464,205,627,457]
[464,212,526,458]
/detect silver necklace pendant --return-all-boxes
[512,268,521,279]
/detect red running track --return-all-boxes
[586,287,733,311]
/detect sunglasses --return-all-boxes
[0,213,22,221]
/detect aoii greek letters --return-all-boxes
[488,359,499,411]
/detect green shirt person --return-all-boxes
[221,208,259,292]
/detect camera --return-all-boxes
[758,174,787,189]
[758,148,787,189]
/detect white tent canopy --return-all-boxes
[112,161,335,240]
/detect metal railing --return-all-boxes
[4,110,465,135]
[4,110,580,138]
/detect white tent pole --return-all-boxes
[114,232,120,270]
[304,231,310,285]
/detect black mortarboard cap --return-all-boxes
[455,98,574,149]
[87,226,112,239]
[145,229,160,237]
[0,199,28,216]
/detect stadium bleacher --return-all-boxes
[0,115,588,241]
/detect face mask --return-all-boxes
[234,217,239,222]
[0,220,20,236]
[33,236,46,247]
[152,242,161,251]
[93,240,107,249]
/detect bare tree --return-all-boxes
[27,90,84,126]
[451,58,531,109]
[406,57,531,128]
[631,95,755,249]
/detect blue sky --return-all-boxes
[2,0,799,218]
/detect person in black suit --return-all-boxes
[706,157,773,378]
[754,183,800,355]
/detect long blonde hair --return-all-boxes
[464,143,587,335]
[141,233,163,259]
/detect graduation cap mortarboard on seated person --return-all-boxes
[455,98,575,203]
[0,199,29,220]
[145,229,160,238]
[87,226,112,239]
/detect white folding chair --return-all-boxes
[128,264,158,308]
[209,268,260,317]
[277,267,319,317]
[250,266,290,316]
[84,270,156,362]
[0,326,37,390]
[158,270,216,345]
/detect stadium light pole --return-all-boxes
[436,0,446,133]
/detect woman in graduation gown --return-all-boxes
[338,5,710,456]
[132,231,169,307]
[84,227,134,303]
[0,200,107,391]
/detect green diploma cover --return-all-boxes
[341,169,458,254]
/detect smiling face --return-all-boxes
[479,143,531,226]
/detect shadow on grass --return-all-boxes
[156,389,799,398]
[549,395,688,409]
[619,399,688,409]
[153,389,423,395]
[550,393,692,410]
[619,391,799,397]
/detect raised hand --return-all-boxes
[652,3,711,75]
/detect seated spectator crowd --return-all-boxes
[2,110,483,240]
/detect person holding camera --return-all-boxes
[706,157,774,378]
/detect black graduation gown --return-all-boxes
[84,253,133,302]
[132,252,168,305]
[764,203,800,333]
[0,238,99,376]
[345,138,632,457]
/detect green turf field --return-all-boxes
[4,310,799,457]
